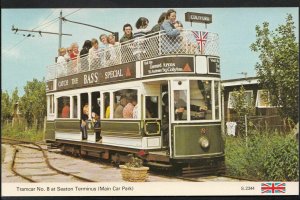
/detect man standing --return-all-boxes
[120,24,133,43]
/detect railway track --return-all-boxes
[2,137,96,182]
[2,137,255,182]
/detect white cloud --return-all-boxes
[2,48,20,59]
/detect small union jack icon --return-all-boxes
[261,182,286,194]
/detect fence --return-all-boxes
[46,30,219,80]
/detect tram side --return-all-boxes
[45,30,225,176]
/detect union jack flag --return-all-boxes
[191,31,208,54]
[261,182,286,194]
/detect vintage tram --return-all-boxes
[45,29,225,176]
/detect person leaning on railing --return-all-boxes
[80,40,92,71]
[174,21,199,54]
[56,47,68,76]
[88,38,101,70]
[108,34,121,65]
[160,9,182,54]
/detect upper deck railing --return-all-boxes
[46,30,219,81]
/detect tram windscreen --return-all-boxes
[190,80,212,120]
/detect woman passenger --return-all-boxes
[70,42,80,73]
[99,34,110,66]
[133,17,150,59]
[88,38,100,70]
[160,9,182,54]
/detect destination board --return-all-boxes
[208,57,220,73]
[143,57,194,76]
[46,81,54,91]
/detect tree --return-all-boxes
[250,14,299,125]
[1,90,12,122]
[231,85,255,136]
[11,87,19,117]
[19,78,46,130]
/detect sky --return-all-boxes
[1,8,299,96]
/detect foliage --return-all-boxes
[250,14,299,124]
[230,85,255,136]
[225,131,299,181]
[11,87,19,114]
[2,123,44,142]
[1,90,12,121]
[19,78,46,130]
[125,154,144,168]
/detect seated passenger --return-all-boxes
[61,102,70,118]
[88,38,101,70]
[160,9,182,54]
[114,96,127,118]
[123,96,135,118]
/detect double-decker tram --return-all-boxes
[45,29,225,176]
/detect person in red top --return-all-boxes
[61,102,70,118]
[69,42,79,73]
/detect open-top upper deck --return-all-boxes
[46,30,220,92]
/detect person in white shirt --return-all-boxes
[88,38,100,69]
[56,47,67,76]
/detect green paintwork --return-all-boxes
[45,121,55,140]
[173,124,224,158]
[101,120,142,138]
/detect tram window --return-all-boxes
[174,90,187,120]
[145,96,158,118]
[48,95,54,114]
[113,89,138,119]
[57,96,70,118]
[72,96,78,118]
[190,80,212,120]
[214,81,220,120]
[91,92,100,117]
[103,92,110,118]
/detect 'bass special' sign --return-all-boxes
[56,62,136,91]
[208,57,220,74]
[143,57,194,76]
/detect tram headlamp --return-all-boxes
[199,136,209,149]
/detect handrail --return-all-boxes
[46,30,219,80]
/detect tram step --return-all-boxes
[146,161,173,168]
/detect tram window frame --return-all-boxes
[145,96,159,119]
[214,81,221,120]
[173,90,188,121]
[57,96,70,118]
[72,95,78,118]
[91,91,101,119]
[103,92,111,119]
[113,89,138,119]
[47,94,55,115]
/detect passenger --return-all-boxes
[160,9,182,54]
[108,34,121,65]
[104,96,110,118]
[88,38,101,70]
[120,23,134,63]
[81,104,89,140]
[133,17,150,59]
[61,101,70,118]
[65,46,72,74]
[174,21,198,54]
[99,34,110,66]
[114,96,127,118]
[132,96,139,119]
[92,109,101,142]
[70,42,80,73]
[150,12,167,33]
[174,90,186,120]
[80,40,92,71]
[133,17,150,39]
[123,96,135,118]
[56,47,68,76]
[120,23,133,43]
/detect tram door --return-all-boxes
[161,84,170,147]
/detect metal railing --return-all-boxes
[46,30,219,80]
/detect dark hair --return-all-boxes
[158,12,167,24]
[123,23,132,31]
[166,9,176,19]
[82,40,92,49]
[135,17,149,29]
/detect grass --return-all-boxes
[1,123,44,142]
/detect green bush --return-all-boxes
[225,131,299,181]
[2,124,44,142]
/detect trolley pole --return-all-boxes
[59,10,62,50]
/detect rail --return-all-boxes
[46,30,219,80]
